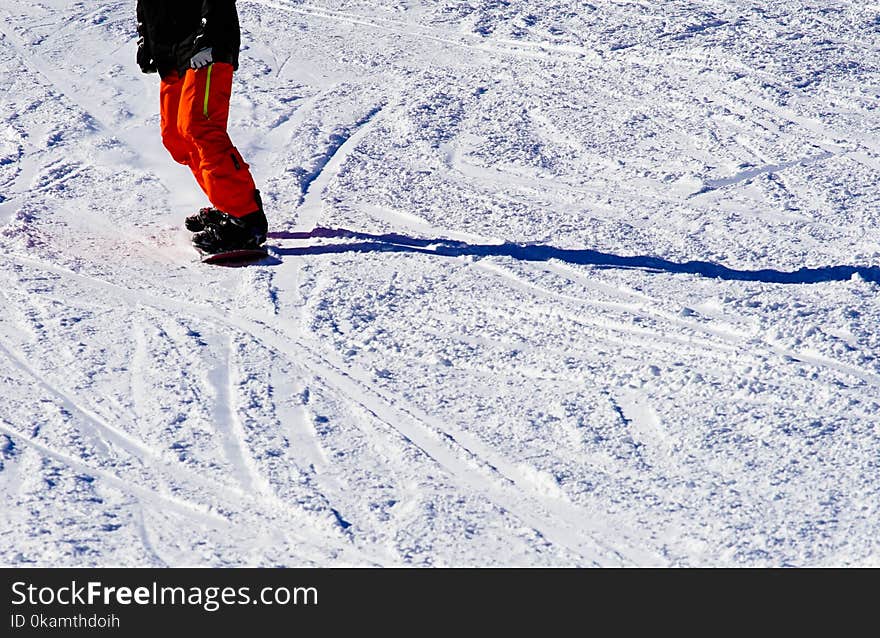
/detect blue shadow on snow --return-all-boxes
[267,228,880,285]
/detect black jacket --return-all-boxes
[137,0,241,77]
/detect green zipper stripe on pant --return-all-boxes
[203,63,214,119]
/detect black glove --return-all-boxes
[137,36,157,74]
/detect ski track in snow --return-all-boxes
[206,336,260,494]
[1,0,880,566]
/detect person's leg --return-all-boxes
[178,63,260,218]
[159,72,207,193]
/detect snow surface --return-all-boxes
[1,0,879,567]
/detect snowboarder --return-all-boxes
[136,0,267,254]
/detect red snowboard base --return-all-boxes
[198,247,269,266]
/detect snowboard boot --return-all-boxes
[189,190,268,254]
[184,207,216,233]
[186,190,267,234]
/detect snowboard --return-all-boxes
[198,247,269,266]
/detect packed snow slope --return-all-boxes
[1,0,879,567]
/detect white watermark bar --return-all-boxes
[2,567,851,634]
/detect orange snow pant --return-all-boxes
[160,62,258,218]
